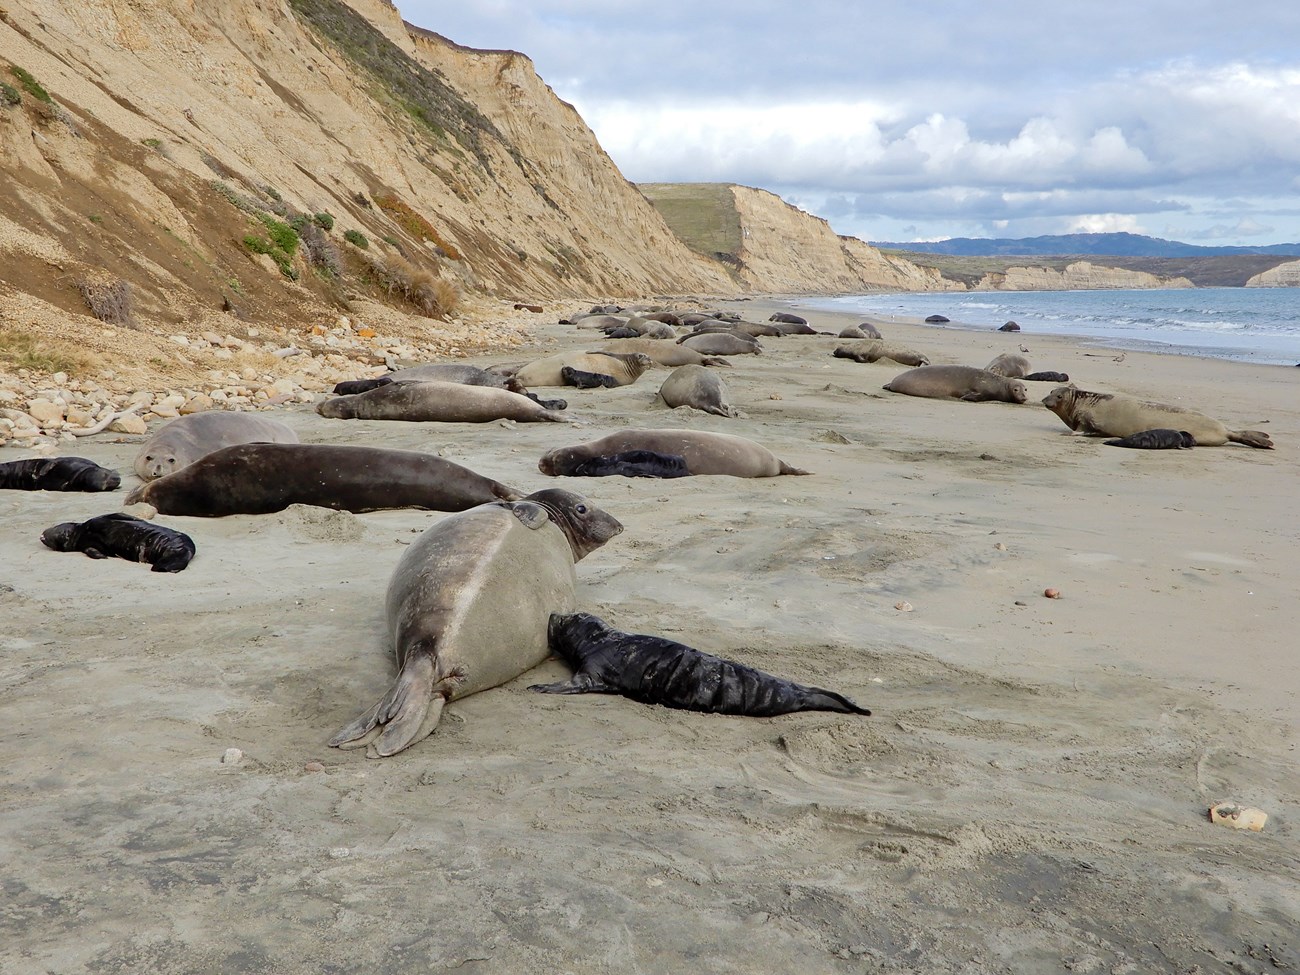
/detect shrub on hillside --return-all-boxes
[358,253,459,318]
[314,212,335,231]
[9,65,51,103]
[298,219,341,276]
[76,277,133,325]
[373,194,461,260]
[343,229,369,249]
[1,81,20,106]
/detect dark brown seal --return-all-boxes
[883,366,1028,403]
[329,490,623,757]
[124,443,521,515]
[41,513,196,572]
[0,457,120,492]
[539,429,809,478]
[535,613,871,716]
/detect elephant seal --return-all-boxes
[769,312,808,325]
[999,321,1021,332]
[133,411,299,481]
[125,443,521,516]
[329,489,623,758]
[573,314,630,330]
[657,364,737,417]
[1103,429,1196,449]
[925,314,951,323]
[41,513,196,572]
[333,377,394,396]
[316,382,565,423]
[598,339,729,368]
[540,429,809,478]
[1042,386,1273,448]
[884,366,1028,403]
[834,342,930,367]
[1024,371,1070,383]
[985,353,1031,378]
[840,323,883,340]
[534,613,872,717]
[560,366,619,389]
[0,456,120,492]
[514,351,653,388]
[678,333,761,356]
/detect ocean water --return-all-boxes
[798,288,1300,366]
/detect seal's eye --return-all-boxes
[144,455,153,461]
[575,504,588,514]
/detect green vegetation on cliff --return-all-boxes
[639,183,742,265]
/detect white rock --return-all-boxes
[27,399,66,424]
[221,747,244,765]
[109,413,148,435]
[169,334,190,346]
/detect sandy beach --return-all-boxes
[3,299,1297,974]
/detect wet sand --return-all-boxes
[2,298,1297,973]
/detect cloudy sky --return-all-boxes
[398,2,1300,246]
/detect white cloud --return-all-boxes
[1068,214,1147,234]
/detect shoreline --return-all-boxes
[3,295,1297,972]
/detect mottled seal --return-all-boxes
[839,323,883,340]
[678,333,761,356]
[1042,386,1273,448]
[540,429,809,478]
[513,351,654,388]
[985,353,1031,378]
[884,366,1028,403]
[329,489,623,757]
[316,382,565,423]
[535,613,872,717]
[597,339,730,368]
[833,342,930,367]
[1103,429,1196,449]
[657,364,737,417]
[41,513,196,572]
[125,443,521,516]
[133,411,299,481]
[0,457,120,492]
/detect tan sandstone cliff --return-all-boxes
[974,262,1193,291]
[1245,260,1300,287]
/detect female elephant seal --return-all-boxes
[597,339,730,368]
[657,365,737,417]
[985,353,1031,378]
[0,456,120,492]
[513,351,653,388]
[41,513,196,572]
[678,333,761,356]
[329,489,623,758]
[833,342,929,366]
[539,429,809,478]
[133,411,299,481]
[884,365,1028,403]
[316,382,565,423]
[535,613,871,717]
[125,443,521,515]
[1042,386,1273,448]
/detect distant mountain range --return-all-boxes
[870,232,1300,258]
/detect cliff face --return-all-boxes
[1245,260,1300,287]
[0,0,735,366]
[974,262,1194,291]
[727,186,962,294]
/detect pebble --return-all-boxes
[894,601,913,612]
[1044,588,1061,599]
[994,542,1007,551]
[221,747,243,765]
[304,761,326,773]
[329,847,350,859]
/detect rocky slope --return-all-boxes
[1246,260,1300,286]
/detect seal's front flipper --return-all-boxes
[529,673,612,694]
[507,500,549,530]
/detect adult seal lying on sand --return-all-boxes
[657,364,737,417]
[316,382,565,423]
[125,443,521,516]
[1104,429,1196,449]
[769,312,808,326]
[1042,386,1274,448]
[329,489,623,758]
[41,513,196,572]
[133,411,299,481]
[839,323,883,340]
[985,353,1031,378]
[884,365,1028,403]
[0,457,120,492]
[513,351,653,388]
[598,339,729,368]
[678,333,761,356]
[540,429,809,478]
[535,613,871,717]
[833,342,929,367]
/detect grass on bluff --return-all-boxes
[639,183,743,261]
[0,329,91,375]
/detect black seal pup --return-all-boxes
[330,490,623,758]
[534,613,872,717]
[560,366,620,389]
[1103,429,1196,449]
[41,513,196,572]
[0,457,121,492]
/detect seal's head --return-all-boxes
[39,522,79,551]
[523,488,622,562]
[1008,381,1029,404]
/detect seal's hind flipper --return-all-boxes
[1228,430,1274,449]
[329,650,452,758]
